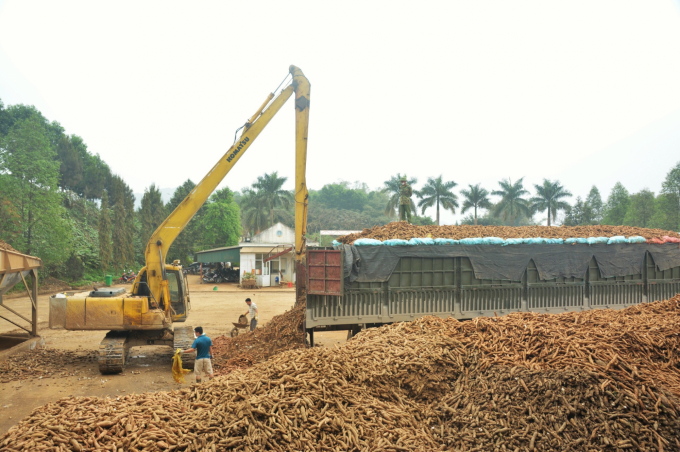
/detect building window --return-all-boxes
[255,254,270,275]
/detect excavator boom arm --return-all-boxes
[144,65,310,305]
[292,67,310,298]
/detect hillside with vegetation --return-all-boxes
[0,100,136,285]
[0,99,244,285]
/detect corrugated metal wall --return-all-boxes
[306,251,680,328]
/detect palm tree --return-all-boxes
[239,188,269,236]
[251,171,293,228]
[460,184,492,225]
[382,173,418,219]
[491,178,531,226]
[415,175,458,225]
[530,179,572,226]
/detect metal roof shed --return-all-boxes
[195,246,242,265]
[0,245,42,336]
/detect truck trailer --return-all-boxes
[305,240,680,345]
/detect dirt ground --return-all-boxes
[0,275,346,435]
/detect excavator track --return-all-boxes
[173,325,196,370]
[98,331,130,374]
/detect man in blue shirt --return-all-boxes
[181,326,213,383]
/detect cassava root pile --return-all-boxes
[338,223,680,244]
[211,303,305,376]
[0,348,97,383]
[3,297,680,451]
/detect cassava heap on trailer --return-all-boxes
[304,224,680,345]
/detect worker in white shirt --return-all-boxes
[244,298,259,331]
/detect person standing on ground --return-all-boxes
[244,298,259,331]
[181,326,213,383]
[399,175,413,223]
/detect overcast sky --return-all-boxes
[2,1,680,225]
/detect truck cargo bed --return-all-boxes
[305,244,680,336]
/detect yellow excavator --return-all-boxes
[49,66,310,373]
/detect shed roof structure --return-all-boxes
[195,246,242,265]
[0,245,42,336]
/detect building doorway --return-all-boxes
[270,259,280,286]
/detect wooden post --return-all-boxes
[31,269,38,336]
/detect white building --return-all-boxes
[195,222,318,287]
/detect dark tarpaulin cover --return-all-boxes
[339,243,680,283]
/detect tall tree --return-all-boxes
[603,182,630,225]
[138,184,167,247]
[0,98,136,278]
[108,176,135,271]
[382,173,418,218]
[307,205,388,233]
[0,103,51,137]
[133,216,145,267]
[624,189,656,228]
[491,178,530,226]
[166,179,196,213]
[563,197,593,226]
[460,184,492,225]
[201,187,242,249]
[315,182,368,211]
[165,179,201,264]
[661,162,680,231]
[251,171,293,228]
[563,187,602,226]
[0,98,6,134]
[0,116,71,268]
[530,179,572,226]
[54,135,84,190]
[124,188,136,267]
[0,102,21,242]
[415,175,458,226]
[0,197,21,243]
[112,199,126,272]
[79,154,111,200]
[650,193,680,231]
[239,187,281,236]
[98,191,112,275]
[585,186,603,224]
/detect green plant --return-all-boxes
[415,175,458,226]
[492,178,531,226]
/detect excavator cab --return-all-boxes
[131,267,188,322]
[166,265,189,322]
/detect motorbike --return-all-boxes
[201,263,238,284]
[185,263,201,275]
[119,270,136,284]
[202,270,219,283]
